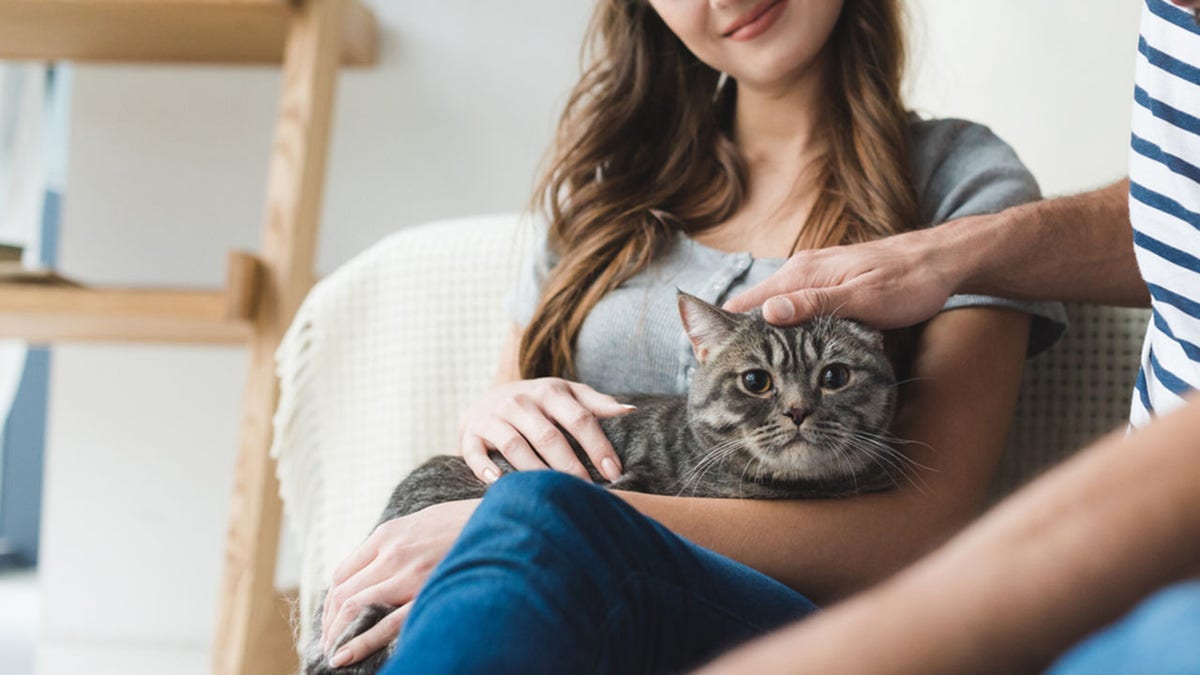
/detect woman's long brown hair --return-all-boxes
[520,0,917,379]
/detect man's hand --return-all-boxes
[723,222,966,329]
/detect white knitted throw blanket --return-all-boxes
[271,214,531,647]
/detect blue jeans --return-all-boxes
[1048,579,1200,674]
[380,471,817,674]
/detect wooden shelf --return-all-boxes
[0,2,370,671]
[0,250,262,344]
[0,0,378,65]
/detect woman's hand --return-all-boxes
[458,377,633,484]
[320,499,479,668]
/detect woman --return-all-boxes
[321,0,1065,671]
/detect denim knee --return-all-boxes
[468,469,654,573]
[1049,580,1200,675]
[476,470,611,533]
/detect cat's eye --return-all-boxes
[740,369,773,395]
[819,364,851,390]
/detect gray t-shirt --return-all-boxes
[510,117,1068,396]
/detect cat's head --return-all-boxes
[678,291,897,484]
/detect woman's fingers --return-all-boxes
[322,556,392,651]
[542,391,624,482]
[479,418,549,473]
[322,538,385,648]
[325,573,414,658]
[457,378,633,482]
[460,433,503,483]
[327,604,413,669]
[316,500,477,663]
[506,397,592,481]
[566,381,637,419]
[322,523,413,649]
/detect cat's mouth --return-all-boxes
[755,429,873,480]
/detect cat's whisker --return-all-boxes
[889,376,932,389]
[674,427,776,497]
[810,421,931,493]
[856,430,938,474]
[682,444,748,497]
[828,442,859,493]
[737,453,765,499]
[676,445,742,496]
[857,443,925,492]
[849,426,934,454]
[844,436,930,494]
[817,420,936,468]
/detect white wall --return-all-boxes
[37,1,1142,673]
[906,1,1141,196]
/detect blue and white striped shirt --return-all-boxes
[1130,0,1200,426]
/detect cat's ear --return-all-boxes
[678,291,742,363]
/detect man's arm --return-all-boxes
[726,179,1149,327]
[696,395,1200,675]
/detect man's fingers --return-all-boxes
[762,288,836,325]
[724,273,804,313]
[328,604,413,669]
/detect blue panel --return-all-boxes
[0,66,68,570]
[0,348,48,567]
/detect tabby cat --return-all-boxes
[306,292,904,674]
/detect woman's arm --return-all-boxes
[696,395,1200,675]
[620,306,1032,602]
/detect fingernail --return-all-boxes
[329,649,351,668]
[766,296,794,321]
[483,467,499,483]
[601,457,621,482]
[621,404,638,411]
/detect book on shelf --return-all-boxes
[0,243,22,263]
[0,260,80,287]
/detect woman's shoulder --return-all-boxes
[907,116,1042,227]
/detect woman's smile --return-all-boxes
[722,0,787,41]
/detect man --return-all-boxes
[708,1,1200,672]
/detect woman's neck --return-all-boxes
[695,59,829,257]
[732,58,829,177]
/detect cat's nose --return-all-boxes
[783,407,812,426]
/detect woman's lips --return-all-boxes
[722,0,786,41]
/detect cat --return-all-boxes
[305,291,905,674]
